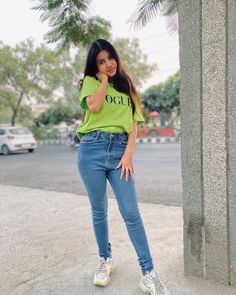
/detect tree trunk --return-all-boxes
[11,92,24,126]
[11,109,17,126]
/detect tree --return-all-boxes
[0,40,62,126]
[53,48,85,114]
[32,0,112,51]
[35,102,79,125]
[113,38,157,89]
[142,71,180,126]
[129,0,178,34]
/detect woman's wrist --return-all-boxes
[101,75,108,83]
[124,148,134,156]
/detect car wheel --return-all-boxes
[28,149,34,153]
[2,145,10,155]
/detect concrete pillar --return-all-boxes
[178,0,236,286]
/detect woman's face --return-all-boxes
[96,50,117,77]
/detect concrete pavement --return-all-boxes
[0,185,235,295]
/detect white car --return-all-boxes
[0,125,37,155]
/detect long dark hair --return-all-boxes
[81,39,142,112]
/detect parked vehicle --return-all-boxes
[0,125,37,155]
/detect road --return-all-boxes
[0,143,182,205]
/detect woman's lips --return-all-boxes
[107,68,116,74]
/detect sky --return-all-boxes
[0,0,179,91]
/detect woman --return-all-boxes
[77,39,170,295]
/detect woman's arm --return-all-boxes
[86,73,108,113]
[116,122,138,182]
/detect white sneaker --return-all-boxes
[138,270,171,295]
[93,257,115,287]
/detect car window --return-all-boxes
[0,129,6,135]
[9,128,31,135]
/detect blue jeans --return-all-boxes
[77,131,153,273]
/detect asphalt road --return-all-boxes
[0,143,182,205]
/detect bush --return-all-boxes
[31,125,61,140]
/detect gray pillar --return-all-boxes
[228,0,236,286]
[179,0,236,285]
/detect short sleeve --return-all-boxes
[133,105,145,124]
[79,76,99,110]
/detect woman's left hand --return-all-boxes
[116,152,134,182]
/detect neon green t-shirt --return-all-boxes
[76,75,144,138]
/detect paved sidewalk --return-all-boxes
[0,185,235,295]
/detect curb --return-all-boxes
[37,137,180,146]
[136,137,180,144]
[37,140,67,146]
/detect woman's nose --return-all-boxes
[106,59,112,67]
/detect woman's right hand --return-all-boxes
[87,72,108,112]
[96,72,108,83]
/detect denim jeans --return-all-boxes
[77,131,153,273]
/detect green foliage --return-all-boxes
[0,40,62,126]
[33,0,112,51]
[35,102,80,126]
[129,0,178,34]
[113,38,157,89]
[0,40,86,126]
[57,48,85,111]
[0,105,34,126]
[16,106,34,126]
[33,102,81,140]
[142,71,180,123]
[0,106,11,124]
[31,124,61,140]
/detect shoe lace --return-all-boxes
[145,272,164,294]
[96,259,107,273]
